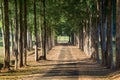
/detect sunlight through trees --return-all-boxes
[0,0,119,74]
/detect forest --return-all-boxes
[0,0,120,79]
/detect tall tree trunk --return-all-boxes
[99,0,107,65]
[14,0,18,70]
[71,33,74,45]
[88,16,92,55]
[74,33,76,46]
[52,30,55,47]
[96,0,100,63]
[39,0,43,56]
[24,0,27,65]
[50,32,52,49]
[3,0,10,70]
[79,26,84,51]
[46,33,49,51]
[74,33,79,47]
[106,0,113,69]
[50,28,54,49]
[34,0,38,61]
[19,0,24,67]
[83,21,89,55]
[46,25,49,52]
[111,0,116,69]
[37,33,41,47]
[27,31,33,51]
[40,17,44,56]
[43,0,47,60]
[10,20,14,56]
[90,15,99,62]
[116,0,120,69]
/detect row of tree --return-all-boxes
[0,0,120,71]
[75,0,120,69]
[0,0,56,71]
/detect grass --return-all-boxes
[57,36,69,43]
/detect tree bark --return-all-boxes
[34,0,38,61]
[10,20,14,56]
[71,33,74,45]
[79,26,84,51]
[27,31,33,51]
[116,0,120,69]
[83,21,89,55]
[52,30,55,47]
[3,0,10,70]
[106,0,113,69]
[43,0,47,60]
[19,0,24,67]
[99,0,107,65]
[14,0,18,70]
[24,0,27,65]
[90,15,99,62]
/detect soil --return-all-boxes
[21,45,113,80]
[0,44,119,80]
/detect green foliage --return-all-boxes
[0,0,98,37]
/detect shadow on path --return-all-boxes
[42,45,79,79]
[38,45,114,79]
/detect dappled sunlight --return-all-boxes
[0,45,117,80]
[0,0,119,80]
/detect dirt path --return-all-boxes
[19,45,114,80]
